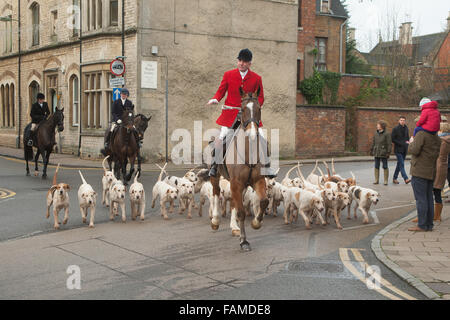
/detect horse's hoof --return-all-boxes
[240,241,251,252]
[34,171,39,177]
[26,172,30,176]
[232,230,240,237]
[42,175,47,180]
[251,220,262,230]
[211,222,219,230]
[89,224,95,228]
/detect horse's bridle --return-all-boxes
[240,97,260,130]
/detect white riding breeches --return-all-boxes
[31,123,37,131]
[219,126,266,140]
[110,122,117,132]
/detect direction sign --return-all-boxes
[109,77,125,88]
[112,88,122,101]
[110,59,126,77]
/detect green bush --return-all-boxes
[299,70,324,104]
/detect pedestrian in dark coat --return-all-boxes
[391,116,411,184]
[408,129,441,232]
[370,120,392,185]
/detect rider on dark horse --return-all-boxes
[207,48,277,178]
[101,88,141,156]
[26,93,50,147]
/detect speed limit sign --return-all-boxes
[110,59,126,77]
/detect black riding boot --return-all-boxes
[101,131,112,156]
[209,138,224,177]
[259,136,277,179]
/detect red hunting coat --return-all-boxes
[212,68,264,128]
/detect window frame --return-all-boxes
[31,3,40,46]
[315,37,328,72]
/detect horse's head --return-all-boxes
[134,114,152,139]
[121,109,135,129]
[54,107,65,132]
[239,87,261,141]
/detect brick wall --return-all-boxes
[296,105,346,157]
[296,105,450,157]
[338,75,380,101]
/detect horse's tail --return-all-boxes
[102,155,110,173]
[157,163,168,182]
[52,164,60,186]
[24,145,34,161]
[78,170,88,185]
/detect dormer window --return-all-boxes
[320,0,330,14]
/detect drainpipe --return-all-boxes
[77,0,83,157]
[17,0,22,148]
[339,18,348,74]
[122,0,125,57]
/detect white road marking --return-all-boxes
[375,203,415,211]
[0,197,15,204]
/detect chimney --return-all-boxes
[447,11,450,31]
[399,22,413,45]
[348,28,356,43]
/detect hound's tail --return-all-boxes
[296,162,307,183]
[102,155,110,174]
[310,160,319,176]
[78,170,88,185]
[134,170,141,184]
[156,163,168,182]
[322,161,332,178]
[52,164,61,186]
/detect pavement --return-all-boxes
[372,205,450,300]
[0,144,446,300]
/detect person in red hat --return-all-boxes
[207,49,276,178]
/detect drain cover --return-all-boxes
[285,260,355,280]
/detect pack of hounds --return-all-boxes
[45,157,380,231]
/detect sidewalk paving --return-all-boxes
[0,146,410,171]
[372,204,450,300]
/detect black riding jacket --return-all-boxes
[112,99,134,122]
[30,102,50,124]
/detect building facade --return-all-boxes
[296,0,348,103]
[0,0,299,161]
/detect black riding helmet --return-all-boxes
[37,93,45,100]
[237,49,252,62]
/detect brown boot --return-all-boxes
[412,217,418,223]
[374,168,380,185]
[434,203,443,222]
[384,168,389,186]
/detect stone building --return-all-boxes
[0,0,298,162]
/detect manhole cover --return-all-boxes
[285,260,355,280]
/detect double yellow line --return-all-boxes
[339,248,417,300]
[0,188,16,200]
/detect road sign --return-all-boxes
[112,88,122,101]
[109,77,125,88]
[110,59,126,77]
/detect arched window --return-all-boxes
[31,3,40,46]
[9,83,15,127]
[69,75,79,126]
[5,84,10,127]
[0,85,4,127]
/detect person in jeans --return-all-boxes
[408,129,441,232]
[370,120,392,185]
[391,116,411,184]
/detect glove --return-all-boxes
[117,119,122,124]
[208,99,219,105]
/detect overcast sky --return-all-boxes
[345,0,450,52]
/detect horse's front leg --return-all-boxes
[42,149,51,179]
[231,182,250,251]
[114,161,121,180]
[210,176,222,230]
[34,149,41,176]
[122,161,128,185]
[137,150,142,176]
[126,157,135,182]
[252,178,269,230]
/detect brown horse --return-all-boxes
[110,110,138,184]
[24,107,65,179]
[209,88,269,251]
[105,114,151,175]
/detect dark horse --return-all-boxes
[209,88,269,251]
[24,108,65,179]
[104,114,151,176]
[110,110,139,184]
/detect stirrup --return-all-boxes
[27,139,33,147]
